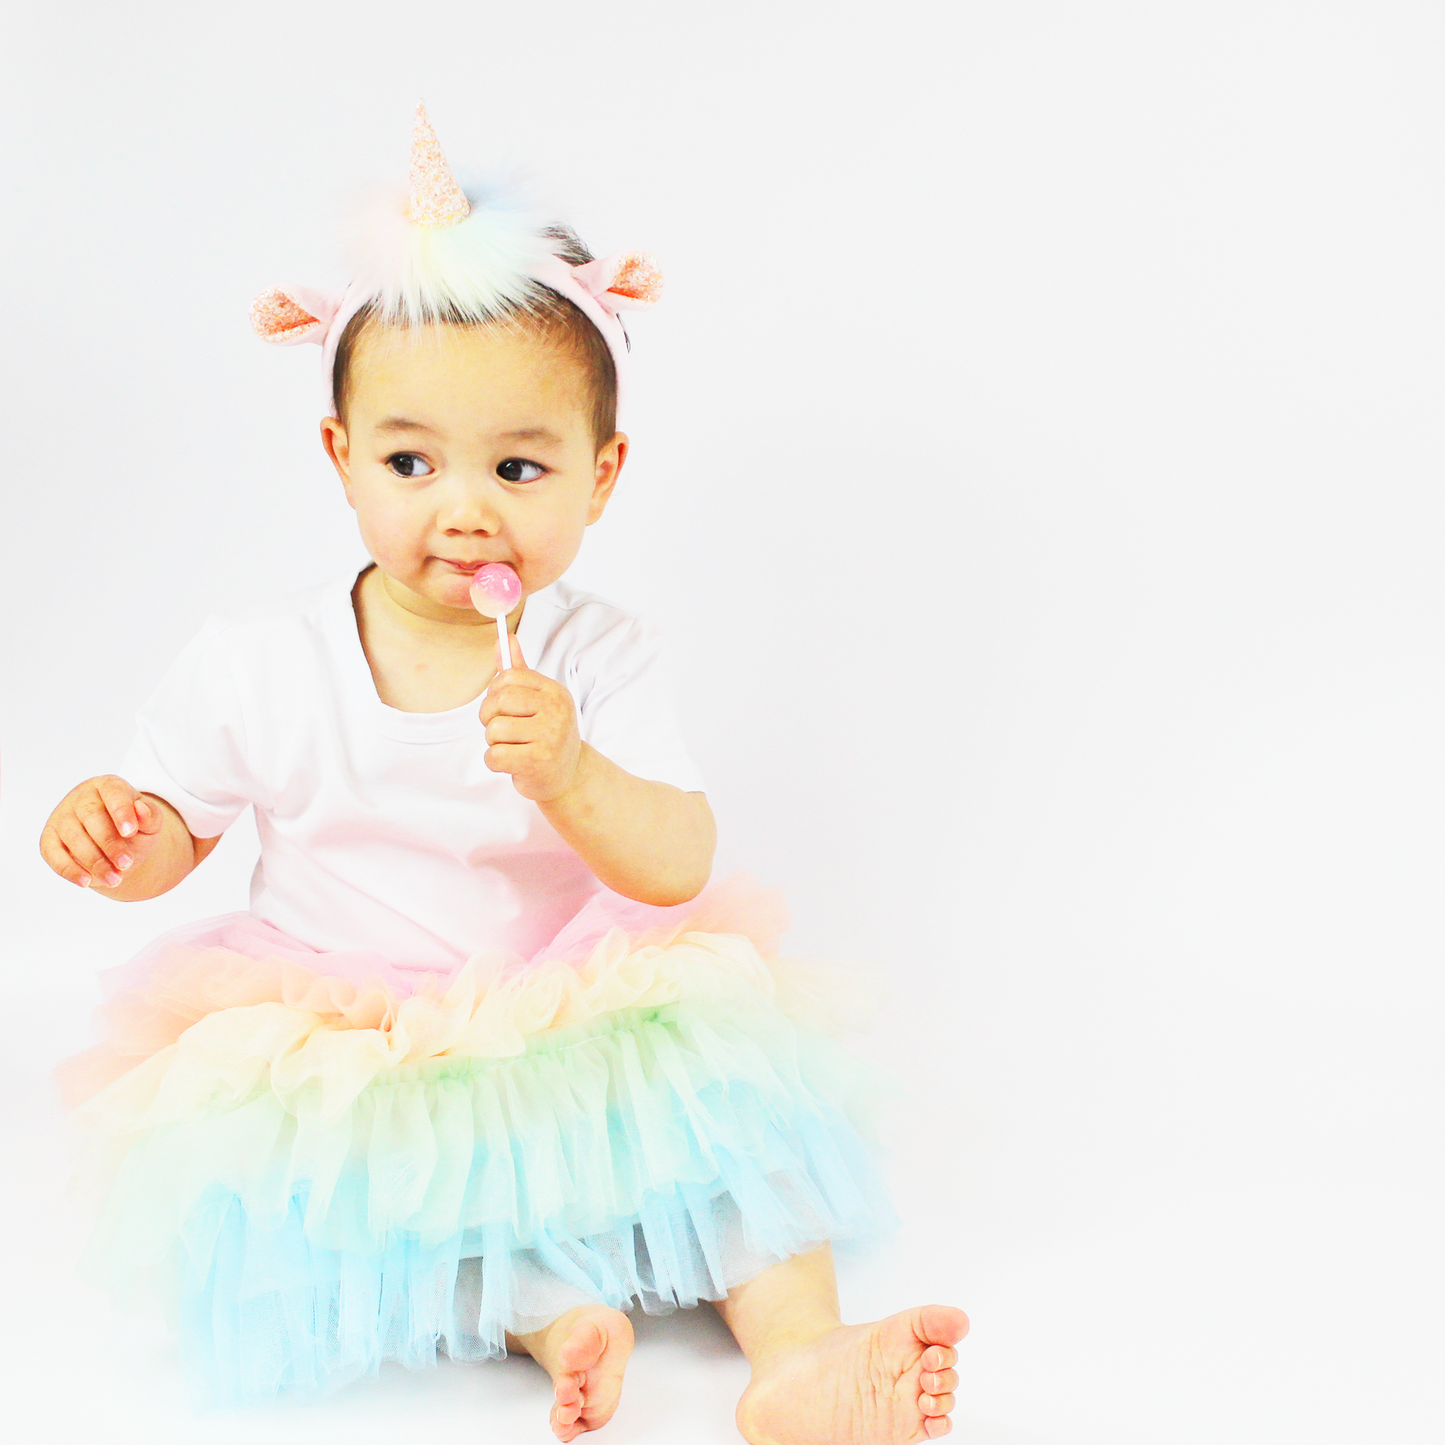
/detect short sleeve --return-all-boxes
[573,615,707,793]
[118,617,258,838]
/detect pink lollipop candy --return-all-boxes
[470,563,522,673]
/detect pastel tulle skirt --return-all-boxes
[53,876,902,1407]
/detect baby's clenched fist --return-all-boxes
[40,775,162,890]
[478,633,582,802]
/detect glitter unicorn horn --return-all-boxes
[407,103,470,227]
[352,103,550,330]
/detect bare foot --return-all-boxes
[735,1303,968,1445]
[507,1303,635,1441]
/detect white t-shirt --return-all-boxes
[120,565,706,968]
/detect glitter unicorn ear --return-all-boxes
[572,252,665,312]
[249,286,344,346]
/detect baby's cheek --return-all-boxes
[357,488,424,570]
[515,512,589,590]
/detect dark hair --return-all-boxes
[331,225,621,448]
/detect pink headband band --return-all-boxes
[250,253,661,418]
[246,106,663,422]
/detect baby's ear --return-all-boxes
[249,285,343,345]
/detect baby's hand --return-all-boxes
[479,635,582,803]
[39,775,163,890]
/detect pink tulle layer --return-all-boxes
[56,874,884,1129]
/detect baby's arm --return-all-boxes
[537,746,714,906]
[39,776,220,901]
[479,639,715,906]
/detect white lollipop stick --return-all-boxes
[469,563,523,673]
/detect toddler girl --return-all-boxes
[42,106,966,1444]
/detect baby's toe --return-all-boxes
[921,1368,958,1393]
[923,1344,957,1372]
[917,1304,969,1345]
[559,1319,606,1372]
[552,1405,584,1443]
[553,1376,585,1430]
[920,1391,955,1417]
[924,1416,953,1438]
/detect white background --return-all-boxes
[1,2,1440,1441]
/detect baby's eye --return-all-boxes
[386,452,434,478]
[497,458,546,483]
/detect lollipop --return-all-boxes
[470,563,523,673]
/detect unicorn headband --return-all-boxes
[249,104,663,419]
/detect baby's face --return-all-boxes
[321,321,624,622]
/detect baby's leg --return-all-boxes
[506,1304,635,1442]
[713,1243,967,1444]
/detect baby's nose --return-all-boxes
[436,481,503,534]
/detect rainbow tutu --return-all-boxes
[54,877,901,1407]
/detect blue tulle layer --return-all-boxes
[172,1081,895,1407]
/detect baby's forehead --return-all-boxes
[349,319,592,422]
[352,316,575,376]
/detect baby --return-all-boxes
[43,108,966,1443]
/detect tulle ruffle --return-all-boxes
[55,877,902,1407]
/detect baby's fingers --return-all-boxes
[484,741,525,777]
[44,818,123,889]
[74,786,137,877]
[39,823,94,887]
[95,774,145,839]
[479,679,543,725]
[133,794,163,835]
